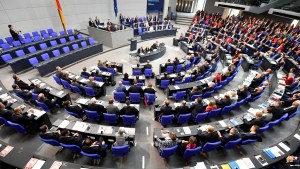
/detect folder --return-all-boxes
[228,161,240,169]
[221,164,230,169]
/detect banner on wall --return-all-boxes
[114,0,118,17]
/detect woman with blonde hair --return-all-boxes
[205,100,218,112]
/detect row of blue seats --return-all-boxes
[159,109,299,160]
[1,34,88,64]
[0,28,73,47]
[39,137,130,161]
[0,116,28,134]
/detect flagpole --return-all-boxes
[55,0,67,33]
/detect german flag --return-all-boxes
[55,0,66,31]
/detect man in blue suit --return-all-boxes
[115,81,127,93]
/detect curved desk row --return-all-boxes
[36,43,103,76]
[139,46,166,63]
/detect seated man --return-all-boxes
[37,93,57,109]
[71,77,85,93]
[200,82,215,94]
[55,66,63,79]
[59,129,83,146]
[87,97,106,116]
[238,125,262,142]
[283,101,299,116]
[86,76,102,97]
[115,81,127,93]
[250,87,264,99]
[0,102,13,121]
[165,59,174,68]
[106,99,120,115]
[218,126,240,145]
[237,85,248,101]
[242,111,266,131]
[11,107,35,132]
[175,100,190,119]
[144,60,152,69]
[197,125,220,146]
[13,75,33,90]
[249,74,265,89]
[120,100,139,119]
[63,100,84,116]
[216,94,232,108]
[191,97,204,118]
[81,67,91,78]
[159,100,173,119]
[12,84,32,100]
[128,80,143,97]
[32,82,50,96]
[39,124,60,140]
[268,102,284,120]
[82,137,106,156]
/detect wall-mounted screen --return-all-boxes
[147,0,164,13]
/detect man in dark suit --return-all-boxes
[144,60,152,69]
[173,73,183,84]
[237,85,248,101]
[165,59,174,67]
[249,74,264,89]
[12,84,32,100]
[95,16,101,27]
[71,77,84,93]
[11,107,35,132]
[32,83,50,96]
[175,101,190,118]
[86,77,102,97]
[173,57,180,66]
[197,125,220,146]
[120,100,139,119]
[188,86,202,100]
[64,100,84,116]
[81,67,91,78]
[105,99,120,115]
[128,80,143,97]
[0,102,13,121]
[55,66,63,79]
[159,100,173,118]
[268,102,284,120]
[242,111,265,131]
[59,129,83,146]
[107,19,112,26]
[283,101,299,116]
[219,127,240,145]
[200,82,215,94]
[37,93,57,109]
[82,137,106,156]
[89,18,95,27]
[39,124,60,140]
[190,97,204,118]
[216,94,232,108]
[238,125,262,142]
[8,25,21,41]
[87,97,106,116]
[13,75,33,90]
[250,87,264,99]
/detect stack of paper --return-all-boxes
[242,158,255,168]
[174,103,181,107]
[294,134,300,141]
[195,162,207,169]
[218,120,227,127]
[56,91,64,95]
[32,160,46,169]
[210,165,219,169]
[278,142,291,152]
[230,118,239,126]
[49,161,63,169]
[72,121,89,132]
[58,120,69,128]
[174,86,180,89]
[76,98,89,104]
[183,127,191,134]
[24,158,38,169]
[236,159,249,169]
[104,127,113,135]
[0,145,14,157]
[263,146,284,158]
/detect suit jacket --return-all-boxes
[106,104,120,115]
[284,106,297,116]
[82,145,105,155]
[32,87,50,95]
[39,97,56,108]
[216,98,232,108]
[0,109,13,120]
[270,106,284,120]
[202,86,214,93]
[15,80,30,90]
[250,77,264,88]
[174,76,183,82]
[128,85,143,96]
[237,89,248,101]
[197,130,220,145]
[144,63,152,69]
[87,103,106,115]
[81,72,91,78]
[144,88,155,94]
[120,106,139,117]
[65,105,84,115]
[56,71,63,79]
[250,90,263,99]
[191,102,204,117]
[165,62,174,67]
[39,132,60,140]
[59,135,83,146]
[243,117,265,129]
[13,89,32,100]
[11,113,34,129]
[116,85,127,93]
[175,105,190,118]
[71,81,84,91]
[160,105,173,116]
[220,133,239,145]
[239,132,262,142]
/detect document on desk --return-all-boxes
[236,159,249,169]
[104,127,113,135]
[195,162,207,169]
[58,120,69,128]
[174,103,181,108]
[242,158,255,168]
[169,74,176,78]
[0,145,14,157]
[255,155,268,166]
[76,98,89,104]
[220,164,230,169]
[32,159,46,169]
[49,161,63,169]
[278,142,291,152]
[203,99,210,105]
[24,158,38,169]
[125,128,135,135]
[174,85,180,89]
[248,108,258,116]
[80,79,87,83]
[218,120,227,128]
[68,74,75,79]
[31,79,41,83]
[294,134,300,141]
[183,127,191,134]
[270,146,284,157]
[210,165,219,169]
[72,121,89,132]
[32,109,45,118]
[56,91,64,96]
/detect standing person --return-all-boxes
[8,25,21,41]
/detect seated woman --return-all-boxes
[179,136,197,154]
[154,132,179,152]
[114,127,128,146]
[222,71,231,81]
[213,72,222,85]
[205,100,218,112]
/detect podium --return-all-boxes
[129,38,137,51]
